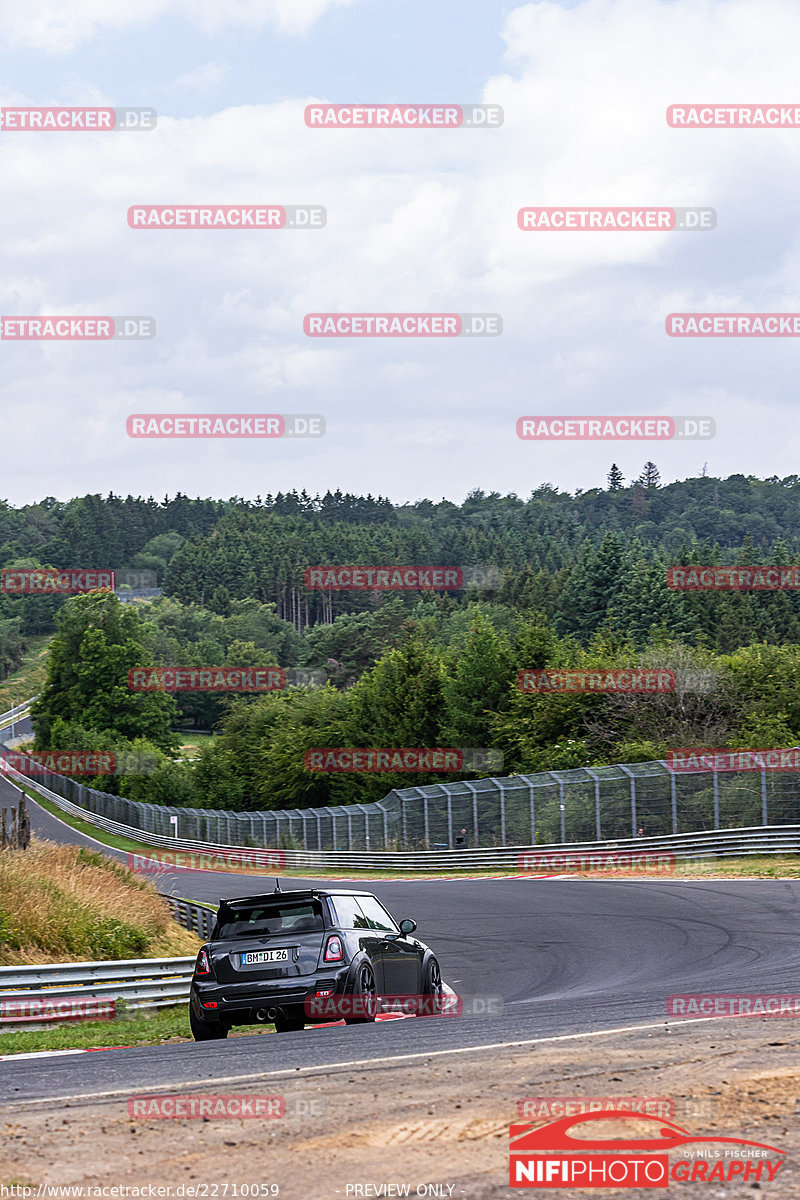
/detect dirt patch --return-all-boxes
[2,1018,798,1199]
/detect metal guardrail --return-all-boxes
[0,955,195,1025]
[0,697,36,732]
[159,893,217,939]
[6,761,800,868]
[0,893,214,1027]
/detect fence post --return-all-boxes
[618,765,636,837]
[585,769,601,841]
[489,779,506,846]
[346,809,353,850]
[401,794,407,848]
[375,801,389,849]
[669,766,678,835]
[445,787,453,849]
[713,767,719,830]
[525,777,536,844]
[462,781,479,847]
[761,768,768,825]
[18,792,30,849]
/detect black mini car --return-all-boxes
[189,886,443,1039]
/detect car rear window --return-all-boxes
[215,900,324,939]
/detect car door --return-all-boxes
[358,895,421,996]
[329,894,386,991]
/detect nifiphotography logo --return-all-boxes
[509,1111,785,1188]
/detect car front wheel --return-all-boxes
[419,956,444,1015]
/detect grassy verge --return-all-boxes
[14,782,800,881]
[0,841,200,965]
[0,1005,274,1056]
[0,635,51,714]
[177,731,216,760]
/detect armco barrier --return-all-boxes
[160,893,217,939]
[0,956,195,1025]
[5,760,800,868]
[0,697,37,732]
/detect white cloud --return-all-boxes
[4,0,800,502]
[1,0,361,53]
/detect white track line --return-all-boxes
[2,1015,730,1109]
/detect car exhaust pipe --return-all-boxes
[255,1007,280,1022]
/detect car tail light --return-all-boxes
[323,935,343,963]
[195,947,213,978]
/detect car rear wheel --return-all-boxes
[190,1010,229,1041]
[419,956,444,1015]
[273,1007,306,1033]
[344,961,377,1024]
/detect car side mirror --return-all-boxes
[399,918,417,935]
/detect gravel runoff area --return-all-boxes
[1,1017,797,1199]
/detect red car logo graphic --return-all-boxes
[510,1110,784,1155]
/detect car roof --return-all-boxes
[219,889,377,906]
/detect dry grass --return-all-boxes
[0,839,201,964]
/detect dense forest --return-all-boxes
[5,468,800,813]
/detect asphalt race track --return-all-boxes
[2,771,800,1107]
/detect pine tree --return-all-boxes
[607,464,624,491]
[639,462,661,489]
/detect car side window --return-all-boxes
[331,895,371,930]
[357,896,399,932]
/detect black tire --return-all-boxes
[273,1007,306,1033]
[418,956,444,1016]
[190,1009,229,1041]
[344,960,377,1024]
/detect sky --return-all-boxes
[1,0,799,507]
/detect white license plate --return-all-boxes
[241,948,288,965]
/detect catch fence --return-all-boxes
[4,746,800,851]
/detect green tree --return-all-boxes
[440,615,515,746]
[33,592,178,751]
[607,464,624,491]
